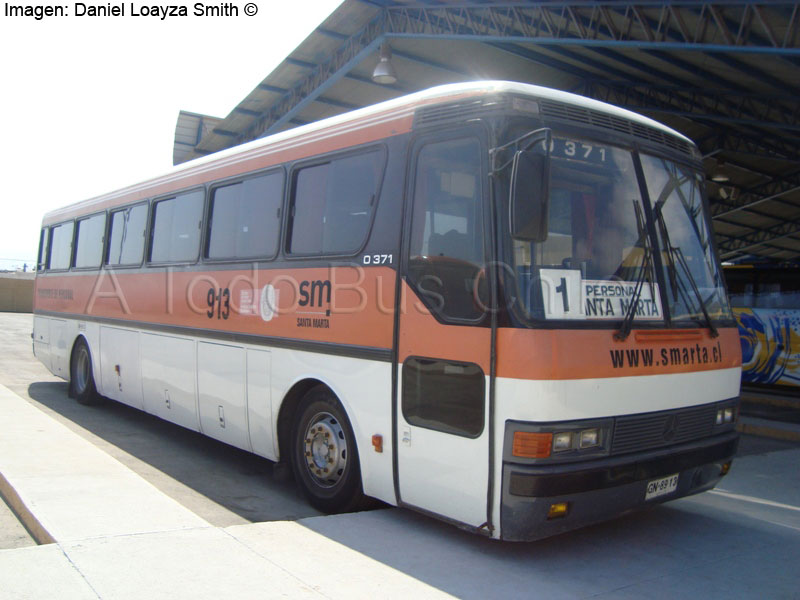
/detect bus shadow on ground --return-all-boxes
[25,381,323,525]
[297,497,800,599]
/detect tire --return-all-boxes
[290,386,367,513]
[70,338,102,406]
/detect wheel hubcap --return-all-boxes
[302,412,347,488]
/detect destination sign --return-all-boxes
[582,279,662,320]
[538,269,662,321]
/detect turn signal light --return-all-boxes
[512,431,552,458]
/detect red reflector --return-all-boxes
[512,432,552,458]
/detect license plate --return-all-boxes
[645,473,679,500]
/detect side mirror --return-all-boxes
[509,150,550,242]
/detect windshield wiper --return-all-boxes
[614,201,654,342]
[669,246,719,338]
[654,206,719,338]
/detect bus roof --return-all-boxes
[42,81,691,225]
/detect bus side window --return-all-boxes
[407,136,485,321]
[207,171,283,260]
[288,149,383,256]
[48,221,75,271]
[37,228,50,272]
[150,190,204,263]
[74,213,106,269]
[107,203,148,267]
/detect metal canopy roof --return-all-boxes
[174,1,800,263]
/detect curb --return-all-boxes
[737,418,800,444]
[0,470,55,545]
[740,391,799,410]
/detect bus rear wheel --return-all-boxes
[290,387,367,513]
[70,339,102,406]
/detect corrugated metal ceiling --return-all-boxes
[174,1,800,264]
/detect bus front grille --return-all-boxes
[611,404,718,455]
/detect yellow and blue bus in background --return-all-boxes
[726,264,800,390]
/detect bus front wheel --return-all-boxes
[70,339,101,406]
[290,387,367,513]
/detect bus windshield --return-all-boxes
[511,136,731,326]
[640,154,731,323]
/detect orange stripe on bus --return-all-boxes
[35,266,397,350]
[36,270,742,380]
[496,327,741,380]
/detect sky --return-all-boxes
[0,0,343,271]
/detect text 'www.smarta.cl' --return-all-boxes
[610,342,724,369]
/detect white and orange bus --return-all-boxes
[33,81,740,541]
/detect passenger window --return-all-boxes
[48,221,75,270]
[207,171,283,260]
[74,213,106,269]
[150,190,204,263]
[108,203,148,266]
[407,136,486,321]
[402,357,485,437]
[288,149,383,255]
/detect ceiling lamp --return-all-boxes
[711,161,730,183]
[372,43,397,85]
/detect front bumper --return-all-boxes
[500,431,738,541]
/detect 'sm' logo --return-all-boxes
[298,279,332,314]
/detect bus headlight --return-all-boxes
[552,432,573,452]
[508,419,612,463]
[579,428,600,448]
[724,407,734,423]
[715,402,738,427]
[552,427,602,453]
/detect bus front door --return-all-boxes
[396,131,492,531]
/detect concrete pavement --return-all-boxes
[1,380,800,598]
[0,381,452,599]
